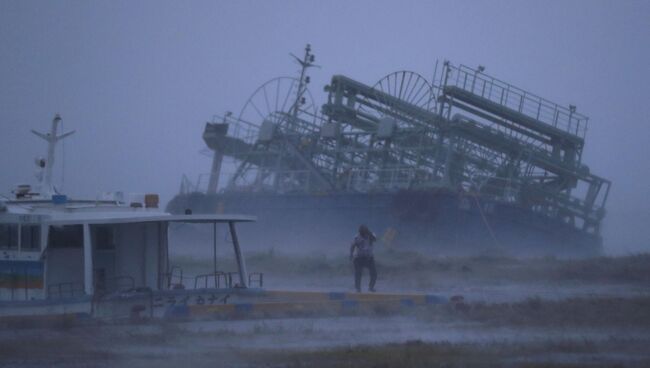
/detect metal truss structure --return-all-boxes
[199,45,611,236]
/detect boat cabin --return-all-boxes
[0,197,254,301]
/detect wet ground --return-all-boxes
[2,304,650,367]
[2,251,650,367]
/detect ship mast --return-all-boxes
[289,44,318,128]
[31,114,75,196]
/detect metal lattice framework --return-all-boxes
[199,48,610,236]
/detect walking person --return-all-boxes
[349,224,377,292]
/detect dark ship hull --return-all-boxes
[167,190,602,257]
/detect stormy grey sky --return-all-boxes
[1,0,649,253]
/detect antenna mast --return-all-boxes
[31,114,75,196]
[289,44,318,125]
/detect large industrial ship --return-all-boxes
[168,45,611,256]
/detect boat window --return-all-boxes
[48,225,83,248]
[21,225,41,251]
[0,224,18,250]
[95,226,115,250]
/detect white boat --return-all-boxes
[0,114,259,321]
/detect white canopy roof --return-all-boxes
[43,213,256,226]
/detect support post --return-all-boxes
[17,224,22,252]
[228,221,248,288]
[83,223,94,295]
[207,151,224,194]
[41,224,49,298]
[212,222,217,275]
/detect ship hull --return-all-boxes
[167,190,602,257]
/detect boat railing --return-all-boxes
[163,266,184,289]
[91,285,154,319]
[193,271,263,289]
[194,271,232,289]
[346,167,439,192]
[248,272,264,288]
[94,275,135,296]
[444,63,588,138]
[47,282,84,299]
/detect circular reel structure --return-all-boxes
[373,71,436,112]
[238,77,318,137]
[356,71,435,125]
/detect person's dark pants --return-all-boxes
[353,256,377,292]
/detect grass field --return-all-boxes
[174,248,650,284]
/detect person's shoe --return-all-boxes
[355,288,361,293]
[369,288,376,292]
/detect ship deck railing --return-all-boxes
[443,63,588,139]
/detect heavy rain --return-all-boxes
[1,1,650,367]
